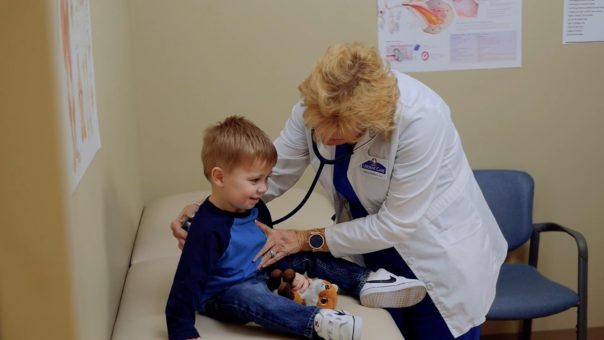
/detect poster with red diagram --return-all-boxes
[377,0,523,72]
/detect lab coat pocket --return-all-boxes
[430,194,482,247]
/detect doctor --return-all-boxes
[171,42,507,339]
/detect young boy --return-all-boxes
[165,116,426,340]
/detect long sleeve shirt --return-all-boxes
[165,198,272,340]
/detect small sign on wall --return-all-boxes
[563,0,604,43]
[59,0,101,191]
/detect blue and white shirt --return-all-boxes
[165,198,272,340]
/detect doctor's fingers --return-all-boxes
[170,219,188,250]
[255,250,274,269]
[270,229,303,255]
[181,202,200,220]
[253,220,279,262]
[253,238,276,263]
[256,232,301,269]
[254,220,272,235]
[170,204,199,237]
[254,221,298,253]
[255,240,291,269]
[257,250,285,269]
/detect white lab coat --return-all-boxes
[266,71,507,337]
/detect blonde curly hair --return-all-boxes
[298,42,399,141]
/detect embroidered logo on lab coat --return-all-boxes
[361,158,388,179]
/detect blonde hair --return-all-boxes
[298,42,399,140]
[201,116,277,179]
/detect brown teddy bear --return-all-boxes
[268,268,339,309]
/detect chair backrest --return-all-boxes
[473,169,534,251]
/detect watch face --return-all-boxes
[309,234,324,249]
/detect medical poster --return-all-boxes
[377,0,523,72]
[59,0,101,191]
[563,0,604,43]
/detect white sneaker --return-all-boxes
[360,268,427,308]
[314,309,362,340]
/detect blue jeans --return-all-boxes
[202,252,370,339]
[364,247,480,340]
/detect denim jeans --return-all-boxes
[202,252,371,339]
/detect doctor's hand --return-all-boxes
[253,220,306,269]
[170,202,200,249]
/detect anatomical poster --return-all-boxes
[59,0,101,191]
[377,0,523,72]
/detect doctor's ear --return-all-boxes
[210,167,225,187]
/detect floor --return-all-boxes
[481,327,603,340]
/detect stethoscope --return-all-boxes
[271,129,376,225]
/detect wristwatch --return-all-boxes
[308,231,325,251]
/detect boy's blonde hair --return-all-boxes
[202,116,277,179]
[298,42,399,140]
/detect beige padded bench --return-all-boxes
[112,188,403,339]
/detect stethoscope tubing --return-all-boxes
[271,159,326,225]
[272,131,355,225]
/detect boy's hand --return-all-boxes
[170,202,200,249]
[291,272,311,293]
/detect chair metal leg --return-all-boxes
[577,304,587,340]
[521,319,532,340]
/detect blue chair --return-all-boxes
[473,170,588,340]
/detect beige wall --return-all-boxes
[129,0,378,201]
[67,0,143,339]
[1,0,142,339]
[0,2,76,339]
[1,1,601,339]
[130,0,603,334]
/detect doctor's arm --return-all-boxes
[255,105,452,265]
[253,110,446,266]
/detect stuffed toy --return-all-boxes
[268,268,339,309]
